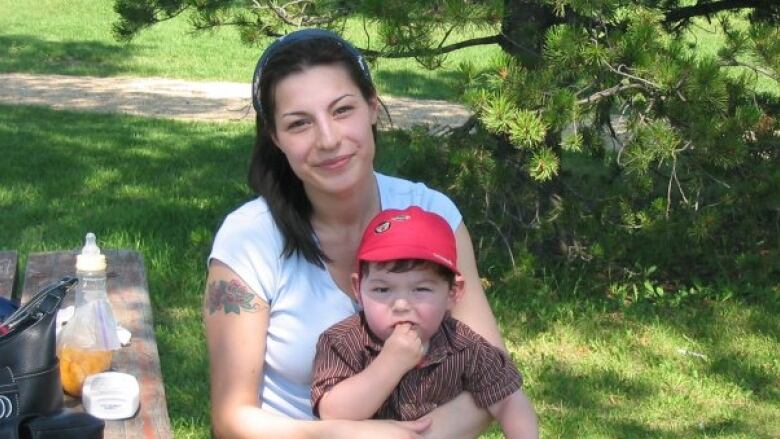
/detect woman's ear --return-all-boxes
[447,276,466,308]
[269,130,281,151]
[351,272,363,306]
[368,96,379,125]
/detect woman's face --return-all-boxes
[271,64,379,197]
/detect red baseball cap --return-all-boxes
[357,206,459,274]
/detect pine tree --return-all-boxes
[114,0,779,288]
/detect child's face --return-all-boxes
[355,264,459,344]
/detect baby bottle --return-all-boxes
[58,233,121,397]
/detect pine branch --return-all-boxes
[264,0,347,27]
[112,2,188,41]
[577,83,645,105]
[192,20,280,35]
[360,35,503,59]
[720,60,779,81]
[605,63,663,90]
[663,0,773,24]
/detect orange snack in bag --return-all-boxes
[58,346,113,396]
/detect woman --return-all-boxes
[205,28,535,438]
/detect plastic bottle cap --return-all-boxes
[76,232,107,272]
[82,372,140,420]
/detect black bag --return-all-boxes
[0,277,77,420]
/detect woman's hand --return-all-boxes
[340,418,432,439]
[419,392,491,439]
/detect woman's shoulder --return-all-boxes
[224,197,272,222]
[209,197,285,301]
[213,197,282,249]
[376,172,462,229]
[376,172,429,192]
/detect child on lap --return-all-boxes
[312,206,538,438]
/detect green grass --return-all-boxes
[0,0,501,100]
[1,104,778,438]
[1,2,778,436]
[683,15,779,96]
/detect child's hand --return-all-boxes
[381,323,425,372]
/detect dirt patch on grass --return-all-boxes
[0,73,471,129]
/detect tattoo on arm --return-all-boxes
[207,279,261,315]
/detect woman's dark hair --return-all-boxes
[248,33,378,268]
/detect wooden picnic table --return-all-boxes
[0,249,172,439]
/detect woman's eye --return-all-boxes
[334,106,353,116]
[286,119,308,130]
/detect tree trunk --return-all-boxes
[500,0,558,67]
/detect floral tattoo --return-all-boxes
[207,279,261,315]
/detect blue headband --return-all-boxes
[251,28,372,116]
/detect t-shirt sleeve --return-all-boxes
[310,330,363,418]
[464,338,523,408]
[208,200,282,304]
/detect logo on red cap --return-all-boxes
[374,221,391,234]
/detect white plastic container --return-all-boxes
[82,372,140,420]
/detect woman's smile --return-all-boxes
[314,153,354,171]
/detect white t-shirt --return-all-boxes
[208,172,462,419]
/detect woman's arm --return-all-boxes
[421,392,492,439]
[451,223,505,350]
[488,391,539,439]
[205,260,430,439]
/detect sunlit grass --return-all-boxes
[684,15,779,96]
[0,0,500,100]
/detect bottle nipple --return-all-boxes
[81,232,101,256]
[76,232,106,272]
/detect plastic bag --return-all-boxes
[56,298,120,397]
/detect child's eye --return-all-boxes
[372,287,389,294]
[414,287,433,293]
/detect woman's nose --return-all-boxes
[316,117,340,150]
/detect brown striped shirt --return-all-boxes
[311,313,522,421]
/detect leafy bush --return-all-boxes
[380,119,778,307]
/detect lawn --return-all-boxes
[1,104,777,438]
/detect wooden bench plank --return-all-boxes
[0,250,19,302]
[22,250,172,439]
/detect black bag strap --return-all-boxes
[0,277,76,335]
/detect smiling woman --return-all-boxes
[270,64,379,200]
[203,28,533,439]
